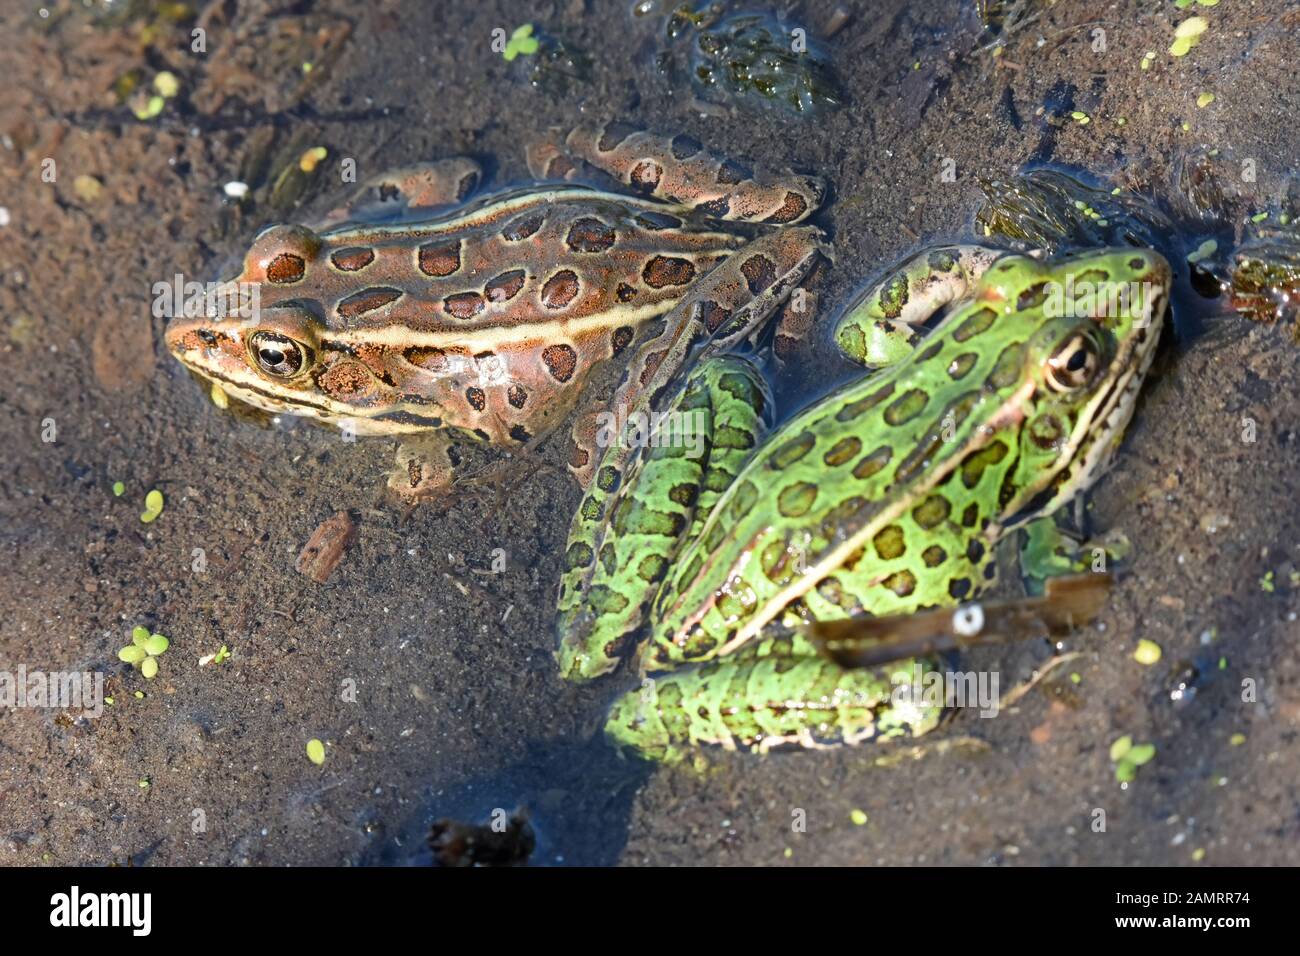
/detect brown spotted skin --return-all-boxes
[565,225,826,496]
[318,158,485,228]
[166,123,826,501]
[528,122,825,224]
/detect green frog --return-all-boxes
[556,245,1170,762]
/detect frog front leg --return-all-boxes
[317,157,484,227]
[833,245,1005,367]
[389,431,465,503]
[556,356,771,681]
[1019,514,1130,597]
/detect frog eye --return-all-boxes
[1044,332,1101,392]
[249,330,310,378]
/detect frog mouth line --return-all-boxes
[178,364,451,437]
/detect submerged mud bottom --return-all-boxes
[3,0,1300,866]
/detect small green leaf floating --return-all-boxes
[306,739,326,766]
[140,489,165,524]
[118,645,146,664]
[1127,744,1156,766]
[1111,735,1156,783]
[503,23,540,61]
[1109,735,1133,762]
[117,626,171,679]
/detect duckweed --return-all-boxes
[140,489,164,523]
[153,71,179,98]
[117,626,172,680]
[502,23,540,61]
[1170,16,1208,57]
[1134,639,1163,666]
[1111,736,1156,783]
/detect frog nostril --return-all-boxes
[198,329,218,346]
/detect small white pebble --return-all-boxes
[0,207,10,226]
[223,181,249,199]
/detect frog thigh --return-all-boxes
[834,245,1006,367]
[531,120,825,223]
[566,225,823,490]
[555,357,769,683]
[319,158,484,227]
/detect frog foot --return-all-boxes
[1020,517,1130,596]
[389,432,462,504]
[833,245,1006,367]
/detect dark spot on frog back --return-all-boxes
[542,343,578,382]
[566,217,616,253]
[418,240,462,277]
[502,212,545,242]
[642,256,696,289]
[330,247,375,272]
[266,253,305,284]
[541,270,581,309]
[338,287,403,319]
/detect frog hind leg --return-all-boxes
[604,635,942,763]
[529,120,825,224]
[566,224,825,489]
[318,158,484,227]
[556,356,771,682]
[833,245,1006,367]
[771,288,820,367]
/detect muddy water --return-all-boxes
[1,1,1298,866]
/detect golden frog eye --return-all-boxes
[249,330,310,379]
[1044,332,1101,393]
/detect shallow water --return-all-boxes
[2,0,1299,866]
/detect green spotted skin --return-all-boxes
[605,634,941,763]
[833,245,1004,367]
[559,247,1171,761]
[555,357,772,675]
